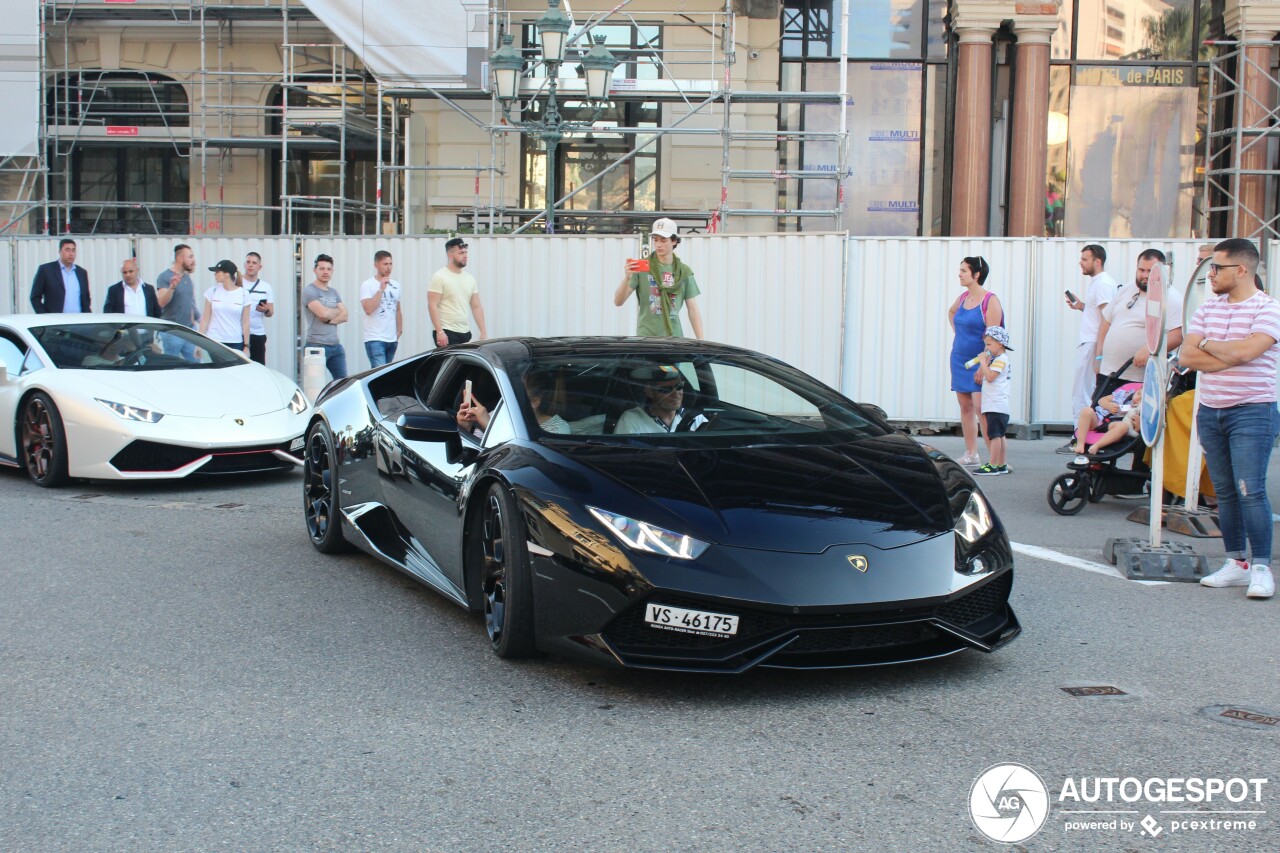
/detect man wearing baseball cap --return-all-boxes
[613,218,704,339]
[429,237,488,348]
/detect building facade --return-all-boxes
[0,0,1275,242]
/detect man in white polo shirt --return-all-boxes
[1179,238,1280,600]
[242,251,275,365]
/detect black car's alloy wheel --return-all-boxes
[304,422,349,553]
[1047,473,1089,515]
[21,392,68,488]
[480,484,537,658]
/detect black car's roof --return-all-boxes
[448,336,764,364]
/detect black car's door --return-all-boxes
[378,355,506,602]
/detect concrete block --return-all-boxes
[1105,537,1208,582]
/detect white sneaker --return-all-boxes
[1247,566,1275,599]
[1201,559,1251,588]
[957,451,980,467]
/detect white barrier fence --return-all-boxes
[2,234,1271,430]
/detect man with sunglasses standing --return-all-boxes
[1061,244,1118,451]
[1093,248,1183,399]
[1179,238,1280,600]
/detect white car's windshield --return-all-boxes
[512,353,887,442]
[31,322,245,371]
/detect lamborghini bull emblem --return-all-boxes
[847,555,869,573]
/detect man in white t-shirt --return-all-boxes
[429,238,487,348]
[242,251,275,365]
[360,249,403,367]
[1095,248,1183,391]
[1061,243,1118,451]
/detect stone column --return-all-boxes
[1224,1,1280,240]
[1005,22,1056,237]
[949,26,998,236]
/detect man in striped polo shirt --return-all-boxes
[1180,238,1279,600]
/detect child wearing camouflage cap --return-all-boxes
[973,326,1014,475]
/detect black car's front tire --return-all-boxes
[479,484,538,659]
[304,420,350,553]
[21,392,69,488]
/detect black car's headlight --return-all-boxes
[288,387,309,414]
[954,490,993,546]
[587,506,710,560]
[95,398,164,423]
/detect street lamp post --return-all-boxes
[489,0,618,234]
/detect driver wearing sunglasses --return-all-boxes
[614,364,709,434]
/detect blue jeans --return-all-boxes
[1197,402,1280,563]
[315,343,347,380]
[162,333,198,362]
[364,340,398,368]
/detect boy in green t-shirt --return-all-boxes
[613,218,705,338]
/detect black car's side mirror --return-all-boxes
[397,410,460,442]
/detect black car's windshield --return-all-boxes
[513,353,887,443]
[32,322,244,371]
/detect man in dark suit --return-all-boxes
[103,258,161,318]
[30,238,91,314]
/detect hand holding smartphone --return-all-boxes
[1064,289,1077,305]
[463,379,473,410]
[626,258,650,273]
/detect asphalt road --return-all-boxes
[1,434,1277,852]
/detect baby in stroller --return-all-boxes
[1071,385,1142,456]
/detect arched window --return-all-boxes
[45,71,191,234]
[266,81,383,235]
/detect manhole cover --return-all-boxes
[1060,686,1127,697]
[1202,705,1280,731]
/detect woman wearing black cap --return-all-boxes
[198,259,251,356]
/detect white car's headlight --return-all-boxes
[288,387,309,414]
[588,506,710,560]
[95,398,164,423]
[954,490,993,546]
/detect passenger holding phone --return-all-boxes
[242,251,274,365]
[614,218,704,339]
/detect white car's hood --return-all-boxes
[87,366,288,418]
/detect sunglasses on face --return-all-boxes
[654,381,685,393]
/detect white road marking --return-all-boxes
[1012,542,1169,585]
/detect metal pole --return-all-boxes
[544,67,562,235]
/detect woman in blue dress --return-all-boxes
[948,256,1003,466]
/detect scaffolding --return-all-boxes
[1203,39,1280,253]
[3,0,855,236]
[8,0,390,236]
[379,1,849,235]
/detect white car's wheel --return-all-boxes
[21,392,69,488]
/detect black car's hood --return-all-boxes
[554,434,955,552]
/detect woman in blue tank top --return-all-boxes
[948,256,1002,466]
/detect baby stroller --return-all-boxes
[1047,361,1149,515]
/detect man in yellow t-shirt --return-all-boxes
[429,237,488,348]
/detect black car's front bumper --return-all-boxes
[593,571,1019,672]
[527,543,1019,673]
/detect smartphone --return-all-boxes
[257,298,267,307]
[1064,289,1077,304]
[463,379,473,409]
[627,258,650,273]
